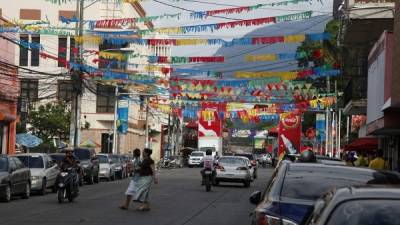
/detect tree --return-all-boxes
[26,102,71,144]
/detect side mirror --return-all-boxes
[249,191,262,205]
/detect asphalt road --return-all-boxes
[0,167,274,225]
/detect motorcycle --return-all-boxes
[203,168,213,192]
[56,167,79,203]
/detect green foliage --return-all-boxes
[26,102,71,143]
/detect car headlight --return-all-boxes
[32,176,41,180]
[58,183,64,187]
[115,166,122,170]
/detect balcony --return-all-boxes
[340,0,395,45]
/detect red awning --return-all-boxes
[344,137,378,151]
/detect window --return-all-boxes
[20,9,41,20]
[58,37,67,67]
[31,35,40,66]
[96,84,115,113]
[19,35,28,66]
[326,200,400,225]
[20,79,39,100]
[58,80,73,101]
[16,156,44,169]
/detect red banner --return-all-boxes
[278,112,302,156]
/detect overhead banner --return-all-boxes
[198,111,222,137]
[278,112,302,156]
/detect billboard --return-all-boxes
[117,96,129,134]
[278,112,302,156]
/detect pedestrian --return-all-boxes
[119,148,141,210]
[134,148,158,211]
[355,151,368,167]
[369,149,386,170]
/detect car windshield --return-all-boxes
[74,150,91,160]
[111,156,121,163]
[0,157,7,171]
[17,156,44,168]
[98,155,109,163]
[191,152,203,157]
[281,166,400,200]
[219,157,246,166]
[326,200,400,225]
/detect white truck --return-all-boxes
[198,137,222,157]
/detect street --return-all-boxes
[0,167,274,225]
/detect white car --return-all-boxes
[214,156,252,187]
[97,154,116,181]
[15,153,59,195]
[188,151,205,167]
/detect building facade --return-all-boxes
[0,17,19,154]
[0,0,168,158]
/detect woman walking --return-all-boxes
[134,148,158,211]
[119,148,141,210]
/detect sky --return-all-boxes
[140,0,334,75]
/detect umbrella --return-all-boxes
[16,133,43,148]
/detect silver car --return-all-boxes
[97,154,116,181]
[214,156,252,188]
[15,153,59,195]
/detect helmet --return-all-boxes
[298,150,317,163]
[205,149,212,155]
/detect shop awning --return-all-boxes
[344,137,378,151]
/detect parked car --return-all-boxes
[305,186,400,225]
[0,155,31,202]
[122,155,133,176]
[249,162,400,225]
[49,153,84,186]
[97,154,116,181]
[234,153,257,179]
[214,156,252,187]
[73,148,99,184]
[15,153,59,195]
[110,155,126,179]
[188,151,205,167]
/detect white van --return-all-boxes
[188,151,205,167]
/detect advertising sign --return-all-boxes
[316,114,326,143]
[198,111,221,137]
[278,112,302,156]
[117,96,129,134]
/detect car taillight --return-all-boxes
[257,214,281,225]
[236,166,247,170]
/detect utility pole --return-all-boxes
[145,96,150,148]
[112,86,118,154]
[70,0,84,148]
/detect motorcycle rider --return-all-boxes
[61,148,79,192]
[200,149,216,185]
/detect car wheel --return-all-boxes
[39,179,47,195]
[1,184,11,202]
[244,180,250,188]
[22,182,30,199]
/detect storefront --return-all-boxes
[0,101,18,155]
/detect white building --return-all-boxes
[0,0,170,158]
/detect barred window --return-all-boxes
[96,84,115,113]
[20,79,38,100]
[58,80,73,101]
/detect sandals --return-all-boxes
[119,205,128,210]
